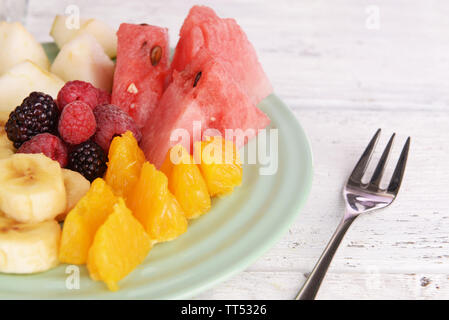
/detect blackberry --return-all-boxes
[5,92,60,148]
[68,140,107,182]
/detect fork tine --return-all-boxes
[368,133,395,189]
[349,129,381,182]
[387,137,410,194]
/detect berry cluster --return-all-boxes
[4,81,141,182]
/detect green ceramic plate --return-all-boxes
[0,44,313,299]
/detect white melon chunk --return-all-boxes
[50,34,115,92]
[49,15,89,49]
[0,60,65,114]
[76,19,117,58]
[0,22,50,75]
[50,16,117,58]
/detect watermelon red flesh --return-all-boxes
[171,5,273,106]
[111,23,170,129]
[140,49,270,168]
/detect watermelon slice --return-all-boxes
[140,49,270,168]
[111,23,170,129]
[171,5,273,105]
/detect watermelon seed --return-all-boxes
[127,83,138,94]
[150,46,162,66]
[193,72,202,88]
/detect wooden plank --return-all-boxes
[195,271,449,300]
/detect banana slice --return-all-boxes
[0,153,66,223]
[0,126,14,160]
[0,214,60,274]
[56,169,90,222]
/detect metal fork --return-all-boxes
[296,129,410,300]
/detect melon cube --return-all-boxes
[51,34,115,92]
[50,16,117,58]
[77,19,118,58]
[0,61,64,114]
[50,15,89,49]
[0,21,50,74]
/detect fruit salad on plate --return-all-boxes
[0,5,272,291]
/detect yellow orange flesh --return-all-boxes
[161,145,211,219]
[127,162,188,242]
[194,137,242,196]
[59,178,116,264]
[105,131,145,199]
[87,198,152,291]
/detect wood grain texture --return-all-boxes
[26,0,449,299]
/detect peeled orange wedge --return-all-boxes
[161,145,211,219]
[59,178,116,264]
[105,131,145,199]
[87,198,151,291]
[194,136,242,196]
[127,162,188,242]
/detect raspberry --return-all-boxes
[97,89,111,106]
[5,92,60,148]
[17,133,68,167]
[57,80,104,111]
[68,140,107,182]
[93,104,142,152]
[58,101,97,145]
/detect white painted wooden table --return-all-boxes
[26,0,449,299]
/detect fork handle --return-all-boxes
[296,214,356,300]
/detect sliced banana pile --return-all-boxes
[0,139,90,274]
[0,214,60,273]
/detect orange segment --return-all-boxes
[87,198,152,291]
[161,145,211,219]
[59,178,117,264]
[127,162,188,242]
[105,131,146,199]
[194,136,242,196]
